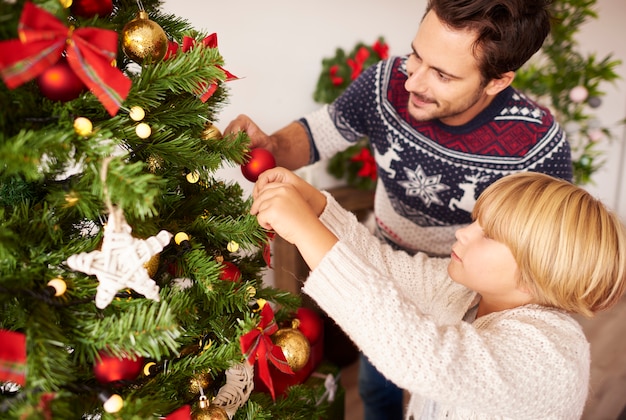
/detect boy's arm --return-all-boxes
[251,168,337,269]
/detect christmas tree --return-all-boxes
[0,0,332,418]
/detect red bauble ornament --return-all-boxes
[93,352,144,384]
[219,261,242,282]
[71,0,113,18]
[296,307,324,346]
[36,58,86,102]
[241,148,276,182]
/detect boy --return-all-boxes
[251,168,626,419]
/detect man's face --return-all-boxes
[405,10,494,126]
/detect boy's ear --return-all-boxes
[485,71,515,96]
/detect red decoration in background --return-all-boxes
[164,33,238,103]
[241,148,276,182]
[350,147,377,180]
[93,351,144,384]
[219,261,242,282]
[0,2,131,116]
[347,46,370,80]
[0,330,27,385]
[71,0,113,18]
[372,39,389,60]
[239,304,294,400]
[329,65,344,86]
[36,57,86,102]
[295,308,323,347]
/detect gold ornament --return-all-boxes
[135,122,152,139]
[201,123,223,141]
[272,319,310,371]
[189,371,213,396]
[143,253,160,278]
[73,117,93,136]
[122,11,168,64]
[147,155,163,173]
[193,403,229,420]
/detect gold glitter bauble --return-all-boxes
[201,123,222,141]
[121,11,168,64]
[188,371,213,396]
[192,404,229,420]
[143,253,159,278]
[272,322,310,372]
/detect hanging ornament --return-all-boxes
[93,351,145,384]
[295,307,323,346]
[36,57,86,102]
[192,399,229,420]
[211,363,254,418]
[47,277,68,297]
[241,148,276,182]
[73,117,93,137]
[201,123,222,141]
[66,205,172,309]
[239,304,294,400]
[71,0,113,18]
[568,85,588,103]
[188,371,214,396]
[129,106,146,121]
[122,10,168,64]
[272,319,311,372]
[219,261,242,283]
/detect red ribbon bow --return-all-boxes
[0,2,131,116]
[239,303,293,400]
[164,33,238,102]
[0,330,27,385]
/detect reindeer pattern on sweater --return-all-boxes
[302,55,572,256]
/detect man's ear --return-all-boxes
[485,71,515,96]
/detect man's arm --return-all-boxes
[224,115,311,170]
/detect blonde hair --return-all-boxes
[473,172,626,317]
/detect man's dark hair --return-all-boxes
[425,0,552,81]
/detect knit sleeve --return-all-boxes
[303,235,590,419]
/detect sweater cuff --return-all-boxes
[318,191,358,238]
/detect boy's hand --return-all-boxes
[253,167,327,217]
[251,168,337,269]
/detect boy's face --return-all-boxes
[405,10,495,127]
[448,221,531,312]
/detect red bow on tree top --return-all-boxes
[0,2,131,116]
[240,303,294,400]
[164,33,238,102]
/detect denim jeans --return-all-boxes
[358,353,403,420]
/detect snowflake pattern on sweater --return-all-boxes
[302,56,572,256]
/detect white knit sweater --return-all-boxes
[302,193,590,420]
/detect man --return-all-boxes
[225,0,571,418]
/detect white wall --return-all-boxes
[162,0,626,219]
